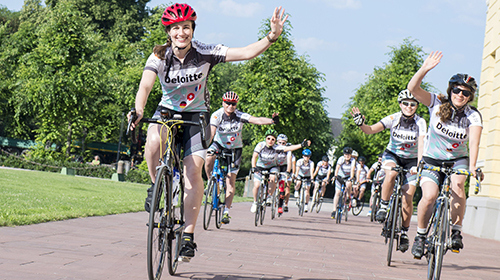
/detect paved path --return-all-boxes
[1,199,499,280]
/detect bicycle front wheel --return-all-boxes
[427,203,442,279]
[336,192,343,224]
[387,194,400,266]
[352,197,364,216]
[371,191,380,222]
[433,199,449,279]
[271,188,278,220]
[203,177,215,230]
[215,181,225,229]
[299,188,305,216]
[255,184,263,227]
[315,191,323,213]
[147,166,170,279]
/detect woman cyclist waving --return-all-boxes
[407,51,483,258]
[128,3,288,262]
[351,89,427,252]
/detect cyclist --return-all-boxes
[251,129,310,213]
[205,91,278,225]
[128,3,288,262]
[366,153,385,216]
[331,147,356,219]
[294,149,315,212]
[276,134,293,214]
[285,143,297,212]
[351,89,427,252]
[312,155,332,204]
[407,51,483,258]
[353,156,369,207]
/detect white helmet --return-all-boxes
[352,150,359,157]
[397,89,418,103]
[277,134,288,142]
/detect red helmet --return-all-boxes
[222,91,239,103]
[161,3,197,27]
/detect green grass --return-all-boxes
[0,168,252,226]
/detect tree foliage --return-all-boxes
[335,39,431,163]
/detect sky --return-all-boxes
[2,0,488,118]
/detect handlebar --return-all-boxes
[417,162,482,194]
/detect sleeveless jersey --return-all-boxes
[423,93,482,160]
[144,41,228,112]
[379,112,427,158]
[296,158,314,177]
[210,108,251,149]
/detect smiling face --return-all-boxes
[265,136,276,147]
[450,85,472,108]
[167,21,194,49]
[223,100,237,115]
[399,99,418,116]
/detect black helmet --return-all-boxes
[343,147,353,154]
[322,155,329,162]
[448,74,477,101]
[359,156,366,163]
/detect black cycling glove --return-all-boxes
[353,113,365,126]
[272,115,279,125]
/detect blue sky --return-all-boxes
[2,0,488,118]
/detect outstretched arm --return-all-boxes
[408,51,442,106]
[248,112,278,125]
[226,7,288,62]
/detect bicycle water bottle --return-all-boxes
[172,167,180,205]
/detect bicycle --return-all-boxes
[380,165,408,266]
[310,177,328,213]
[334,176,350,224]
[272,172,288,219]
[127,108,208,278]
[351,182,364,216]
[296,177,311,216]
[254,170,275,226]
[369,178,383,222]
[417,163,481,280]
[203,149,232,230]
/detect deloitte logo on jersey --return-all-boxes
[436,122,467,139]
[165,72,204,84]
[392,131,417,141]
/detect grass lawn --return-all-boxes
[0,168,252,226]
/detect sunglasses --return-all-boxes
[266,137,276,141]
[277,141,287,145]
[452,87,472,97]
[401,101,418,107]
[224,101,237,106]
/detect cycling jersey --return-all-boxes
[253,141,285,169]
[210,107,251,149]
[423,93,482,160]
[336,155,355,178]
[379,112,427,158]
[356,163,369,182]
[144,41,228,112]
[370,161,386,181]
[316,162,331,177]
[276,150,292,167]
[296,158,314,177]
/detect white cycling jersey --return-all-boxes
[254,142,285,169]
[423,93,482,160]
[336,155,355,178]
[144,41,228,112]
[379,111,427,158]
[316,162,331,177]
[210,107,251,149]
[356,163,369,182]
[296,158,314,177]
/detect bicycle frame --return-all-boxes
[335,176,350,224]
[203,150,231,229]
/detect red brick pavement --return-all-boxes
[1,200,499,280]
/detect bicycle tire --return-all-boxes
[433,199,448,279]
[371,191,380,222]
[260,183,267,225]
[203,177,215,230]
[314,190,323,213]
[387,193,400,266]
[255,183,263,227]
[215,180,225,229]
[147,166,173,279]
[352,197,364,216]
[344,197,349,222]
[427,202,442,279]
[271,188,278,219]
[299,187,305,216]
[336,191,343,224]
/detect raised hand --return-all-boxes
[351,107,365,126]
[422,51,443,72]
[269,6,289,38]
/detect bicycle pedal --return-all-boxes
[451,249,460,253]
[413,256,422,260]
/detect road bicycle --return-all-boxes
[296,177,311,216]
[127,108,208,278]
[310,177,328,213]
[417,162,481,280]
[203,149,232,230]
[334,176,351,224]
[255,170,275,226]
[381,165,408,266]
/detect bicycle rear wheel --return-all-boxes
[352,197,364,216]
[147,166,172,279]
[203,177,215,230]
[387,194,400,266]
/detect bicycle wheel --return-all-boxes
[255,184,263,227]
[299,187,305,216]
[271,188,278,220]
[427,202,442,279]
[315,191,323,213]
[344,198,349,222]
[352,197,364,216]
[336,191,343,224]
[433,199,448,280]
[203,177,215,230]
[387,193,400,266]
[371,191,380,222]
[215,180,224,229]
[260,184,267,225]
[147,166,171,279]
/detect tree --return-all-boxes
[232,20,333,171]
[335,39,431,163]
